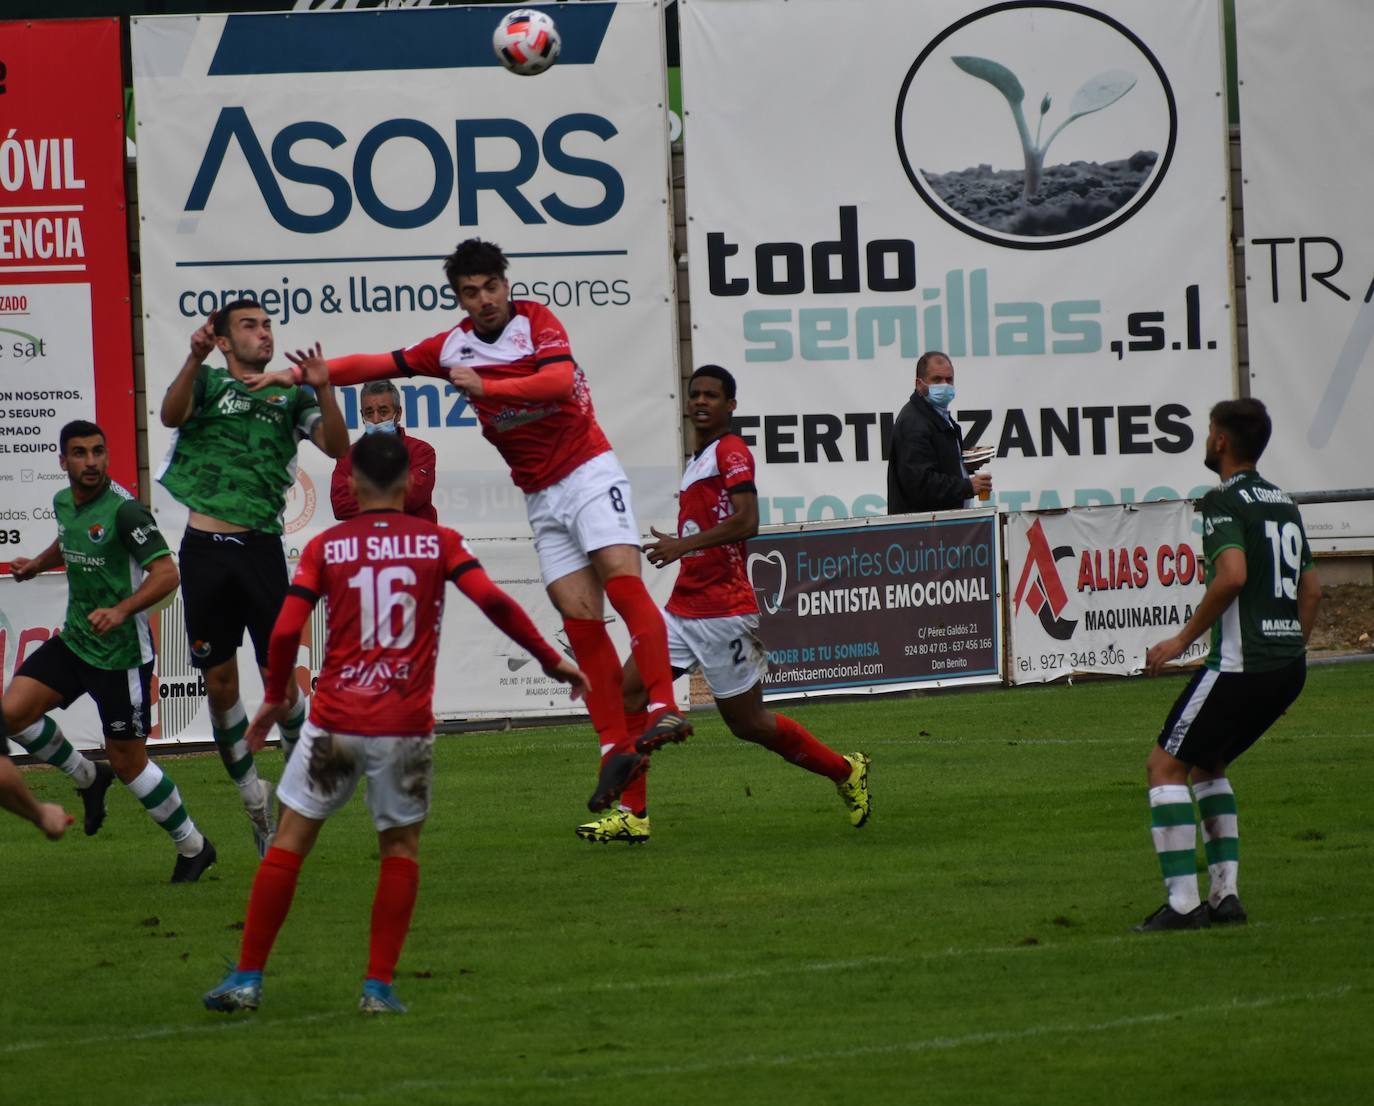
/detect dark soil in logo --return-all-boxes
[922,151,1156,236]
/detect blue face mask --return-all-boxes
[364,419,397,435]
[926,383,956,408]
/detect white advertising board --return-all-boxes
[680,0,1234,524]
[1006,500,1206,684]
[1235,0,1374,551]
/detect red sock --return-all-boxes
[764,714,851,782]
[238,846,303,973]
[367,856,420,985]
[604,576,677,716]
[617,708,650,814]
[563,618,628,753]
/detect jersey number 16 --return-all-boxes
[347,566,418,649]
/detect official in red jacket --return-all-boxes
[330,381,438,522]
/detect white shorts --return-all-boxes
[525,452,640,585]
[666,610,768,700]
[277,722,434,831]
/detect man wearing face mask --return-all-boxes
[330,381,438,522]
[886,351,992,513]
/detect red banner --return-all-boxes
[0,18,135,569]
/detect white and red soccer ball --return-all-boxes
[492,9,562,76]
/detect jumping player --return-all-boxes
[1136,398,1321,931]
[4,421,214,880]
[578,366,870,844]
[159,305,349,856]
[203,433,588,1014]
[250,239,689,814]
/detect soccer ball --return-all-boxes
[492,9,562,76]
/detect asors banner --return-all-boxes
[131,3,680,554]
[1006,500,1205,684]
[0,18,136,571]
[1236,0,1374,551]
[680,0,1234,525]
[749,511,1002,699]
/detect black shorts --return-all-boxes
[1156,655,1307,767]
[179,527,289,669]
[17,636,155,741]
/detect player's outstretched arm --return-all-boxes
[288,344,351,459]
[10,539,62,582]
[452,360,575,402]
[1144,547,1246,675]
[645,489,759,568]
[0,757,73,840]
[453,565,589,699]
[246,592,314,750]
[162,317,216,427]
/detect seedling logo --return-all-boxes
[1012,518,1077,640]
[895,2,1177,249]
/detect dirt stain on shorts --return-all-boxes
[308,734,356,797]
[397,737,434,805]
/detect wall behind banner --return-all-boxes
[680,0,1235,527]
[132,3,682,553]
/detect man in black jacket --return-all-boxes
[887,351,992,513]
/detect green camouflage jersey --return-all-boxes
[55,480,171,670]
[1201,469,1313,673]
[156,364,321,534]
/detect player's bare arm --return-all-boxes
[88,554,179,637]
[645,489,759,569]
[0,759,73,840]
[1144,546,1246,676]
[287,343,350,459]
[162,316,217,427]
[9,539,63,582]
[1297,568,1322,641]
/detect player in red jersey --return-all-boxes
[578,365,871,844]
[203,432,587,1015]
[250,239,687,816]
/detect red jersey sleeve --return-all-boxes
[526,302,574,365]
[396,331,451,379]
[717,435,756,492]
[440,526,479,579]
[291,534,327,598]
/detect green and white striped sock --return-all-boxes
[1148,784,1200,913]
[210,700,261,799]
[126,761,205,857]
[279,693,307,763]
[1194,777,1239,905]
[14,717,97,789]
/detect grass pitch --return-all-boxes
[4,663,1372,1106]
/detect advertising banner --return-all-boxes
[1006,500,1205,684]
[680,0,1234,525]
[131,3,680,555]
[747,511,1001,699]
[0,18,136,571]
[1235,1,1374,551]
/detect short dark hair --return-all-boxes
[443,238,508,289]
[213,298,264,337]
[351,430,409,493]
[60,420,105,453]
[690,364,736,399]
[915,351,952,381]
[1210,397,1272,464]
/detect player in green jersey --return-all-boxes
[1136,398,1322,931]
[158,301,349,857]
[3,421,215,881]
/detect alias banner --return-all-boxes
[0,18,136,573]
[748,510,1002,699]
[1005,500,1205,684]
[680,0,1234,526]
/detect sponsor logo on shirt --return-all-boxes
[130,525,150,546]
[88,523,107,543]
[264,394,289,407]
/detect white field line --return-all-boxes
[6,914,1366,1061]
[311,985,1354,1101]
